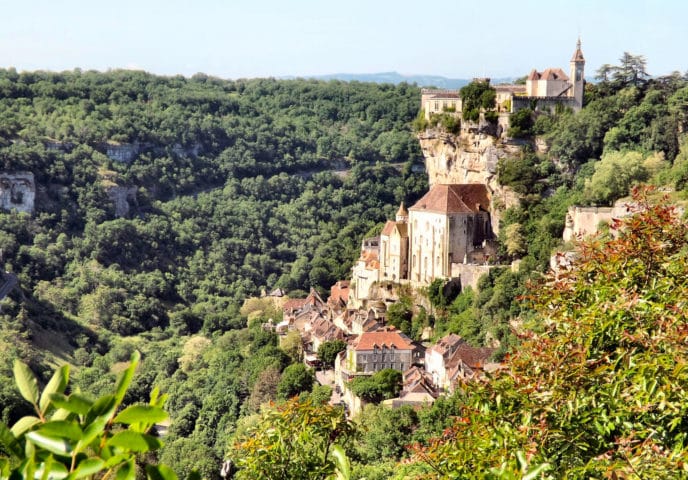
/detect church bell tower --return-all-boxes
[569,37,585,110]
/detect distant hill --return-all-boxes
[282,71,516,89]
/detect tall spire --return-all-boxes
[571,37,585,62]
[396,202,408,222]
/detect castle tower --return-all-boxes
[395,202,408,222]
[569,37,585,110]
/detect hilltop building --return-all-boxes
[422,39,585,121]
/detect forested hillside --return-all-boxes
[0,70,428,476]
[2,61,688,479]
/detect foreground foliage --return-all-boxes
[0,351,174,480]
[229,398,353,479]
[407,188,688,478]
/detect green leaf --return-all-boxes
[115,459,136,480]
[145,464,178,480]
[114,351,140,405]
[76,395,117,451]
[35,455,69,480]
[523,462,550,480]
[68,458,105,479]
[330,444,351,480]
[39,365,70,415]
[50,393,93,416]
[105,431,162,453]
[114,405,168,426]
[13,360,39,405]
[84,395,116,427]
[185,471,201,480]
[36,421,82,441]
[50,409,72,422]
[0,421,23,458]
[10,416,41,437]
[102,453,128,469]
[25,431,74,456]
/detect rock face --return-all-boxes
[0,173,35,214]
[105,186,138,217]
[105,143,139,163]
[418,129,521,234]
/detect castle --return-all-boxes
[422,39,585,121]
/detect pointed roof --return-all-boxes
[409,184,490,214]
[571,37,585,62]
[528,68,569,81]
[381,220,396,236]
[396,202,408,218]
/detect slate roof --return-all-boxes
[409,184,490,214]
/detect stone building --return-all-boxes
[374,184,494,289]
[350,237,380,306]
[379,203,409,282]
[421,39,586,120]
[407,183,492,284]
[421,89,461,121]
[343,328,415,374]
[425,333,496,393]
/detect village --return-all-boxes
[258,38,635,417]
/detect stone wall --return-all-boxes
[512,96,577,114]
[450,263,503,291]
[0,173,35,214]
[562,204,632,242]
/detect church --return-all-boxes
[377,183,494,285]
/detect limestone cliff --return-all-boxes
[418,129,521,233]
[0,173,35,214]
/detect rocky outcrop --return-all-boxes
[105,142,140,163]
[0,173,35,214]
[418,129,521,233]
[105,186,138,217]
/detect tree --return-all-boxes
[0,352,175,480]
[594,63,614,82]
[459,80,496,123]
[349,369,402,403]
[502,222,526,257]
[317,340,347,368]
[408,188,688,478]
[584,150,648,205]
[229,398,354,480]
[507,108,534,138]
[277,363,314,399]
[613,52,650,87]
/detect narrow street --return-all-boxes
[315,369,341,405]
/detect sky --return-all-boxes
[1,0,686,80]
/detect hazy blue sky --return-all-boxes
[1,0,685,79]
